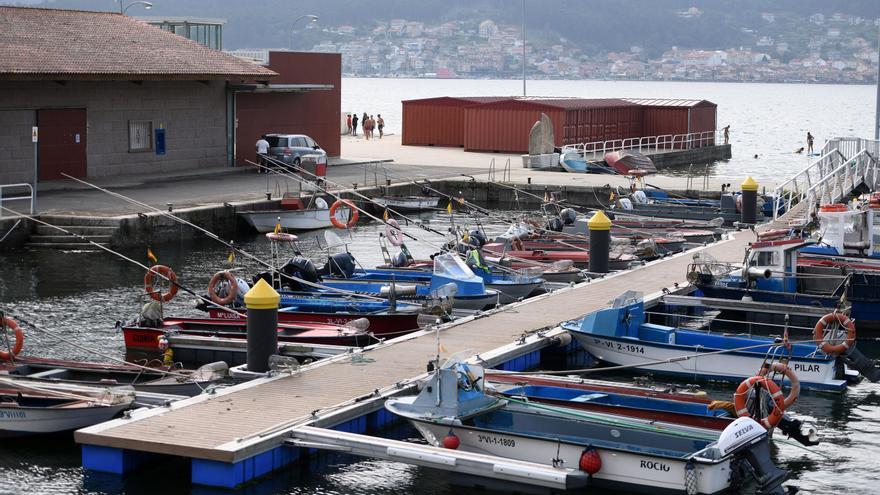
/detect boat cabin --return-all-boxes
[802,203,880,258]
[744,238,813,293]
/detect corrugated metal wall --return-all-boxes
[562,106,645,145]
[688,104,717,144]
[401,98,468,147]
[642,107,690,138]
[463,103,564,153]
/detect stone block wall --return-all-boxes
[0,80,228,185]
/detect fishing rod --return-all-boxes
[0,205,246,318]
[59,174,386,302]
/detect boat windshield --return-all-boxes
[611,290,642,308]
[433,254,476,280]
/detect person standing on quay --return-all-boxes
[377,114,385,139]
[346,114,352,135]
[255,135,269,173]
[351,113,359,136]
[363,115,371,140]
[807,132,814,154]
[369,115,376,139]
[722,125,730,145]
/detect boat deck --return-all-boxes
[75,219,782,464]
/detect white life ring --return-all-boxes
[385,218,404,246]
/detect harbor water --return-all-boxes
[1,77,880,494]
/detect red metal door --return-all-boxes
[37,109,87,180]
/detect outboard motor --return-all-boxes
[252,271,276,289]
[841,348,880,382]
[545,216,564,232]
[716,417,788,494]
[559,208,577,226]
[280,256,320,291]
[391,249,409,268]
[321,252,356,279]
[468,229,487,248]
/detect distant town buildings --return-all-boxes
[298,12,879,84]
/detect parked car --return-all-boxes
[265,134,326,167]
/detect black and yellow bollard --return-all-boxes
[244,278,280,373]
[741,176,758,225]
[588,210,612,273]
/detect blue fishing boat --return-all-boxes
[692,238,880,331]
[386,360,789,494]
[565,292,879,392]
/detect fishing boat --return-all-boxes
[0,381,133,437]
[482,241,639,270]
[691,238,880,332]
[371,195,440,212]
[1,356,227,397]
[317,253,501,311]
[603,149,658,175]
[386,360,789,495]
[565,291,879,392]
[121,317,377,351]
[237,197,357,232]
[486,372,819,445]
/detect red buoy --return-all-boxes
[442,431,460,450]
[579,446,601,475]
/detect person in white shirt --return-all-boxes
[255,136,270,172]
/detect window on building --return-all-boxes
[174,24,186,37]
[129,120,153,152]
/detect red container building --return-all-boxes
[401,96,507,147]
[463,98,643,153]
[625,98,717,146]
[401,96,718,154]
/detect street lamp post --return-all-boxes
[119,0,153,14]
[522,0,526,96]
[289,14,319,51]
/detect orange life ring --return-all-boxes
[265,232,298,242]
[758,362,800,409]
[0,317,24,361]
[385,218,403,246]
[329,199,359,229]
[733,375,786,429]
[144,265,179,303]
[813,312,856,355]
[208,271,238,306]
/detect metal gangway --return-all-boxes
[773,137,879,221]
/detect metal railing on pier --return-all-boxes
[0,183,35,218]
[561,130,721,160]
[772,137,880,220]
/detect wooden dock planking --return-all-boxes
[76,227,766,463]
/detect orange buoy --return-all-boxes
[733,375,786,429]
[208,271,238,306]
[144,265,179,303]
[329,199,359,229]
[0,317,24,361]
[813,312,856,355]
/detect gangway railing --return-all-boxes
[773,137,879,220]
[488,157,511,182]
[561,130,721,160]
[0,183,35,218]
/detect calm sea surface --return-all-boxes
[342,78,877,180]
[1,79,879,494]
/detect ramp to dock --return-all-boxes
[76,226,761,466]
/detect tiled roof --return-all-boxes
[0,6,277,80]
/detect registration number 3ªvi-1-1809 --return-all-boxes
[477,434,516,447]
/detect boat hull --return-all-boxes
[568,330,846,392]
[0,403,129,437]
[208,307,422,335]
[238,209,331,232]
[407,416,729,495]
[372,196,439,211]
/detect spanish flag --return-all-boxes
[446,201,453,214]
[383,209,389,221]
[147,247,158,264]
[273,222,281,234]
[227,250,235,264]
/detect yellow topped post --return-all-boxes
[741,176,759,192]
[740,177,759,224]
[244,278,280,373]
[244,278,280,310]
[587,210,612,231]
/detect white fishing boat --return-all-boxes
[0,380,134,437]
[238,208,331,232]
[386,361,789,495]
[372,195,440,212]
